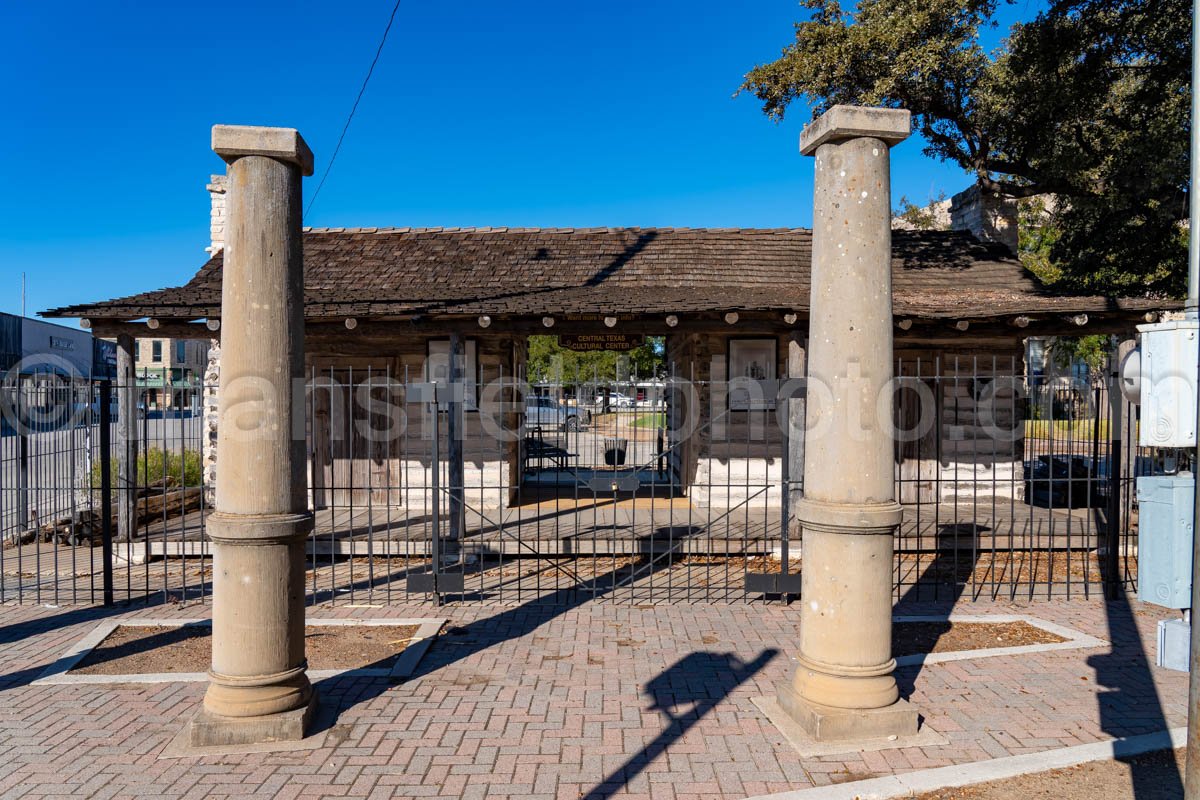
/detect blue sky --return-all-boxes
[1,0,1042,323]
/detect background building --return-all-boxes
[0,311,99,377]
[133,337,209,413]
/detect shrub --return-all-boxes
[88,448,203,491]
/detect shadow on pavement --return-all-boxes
[1089,597,1183,799]
[579,650,777,800]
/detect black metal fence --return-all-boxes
[891,355,1145,602]
[0,359,1147,606]
[0,372,209,605]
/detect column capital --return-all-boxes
[212,125,314,176]
[799,105,911,156]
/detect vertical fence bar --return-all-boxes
[17,428,28,537]
[970,355,979,600]
[1,380,8,602]
[98,380,114,607]
[346,364,355,605]
[1105,350,1124,600]
[366,365,376,602]
[447,335,464,582]
[21,377,31,604]
[431,385,441,604]
[1009,355,1019,600]
[140,402,148,600]
[931,355,942,603]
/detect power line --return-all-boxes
[304,0,403,220]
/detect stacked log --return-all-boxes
[3,482,204,548]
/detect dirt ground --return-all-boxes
[915,748,1184,799]
[71,624,420,674]
[892,620,1066,657]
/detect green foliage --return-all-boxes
[1017,197,1062,284]
[1048,334,1112,377]
[89,448,203,491]
[526,336,665,384]
[894,192,949,230]
[1025,418,1110,440]
[742,0,1189,296]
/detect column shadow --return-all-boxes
[579,650,777,800]
[1088,601,1183,796]
[892,523,983,699]
[308,554,681,731]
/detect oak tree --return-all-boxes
[742,0,1190,296]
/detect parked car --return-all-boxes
[1023,455,1105,508]
[524,396,584,431]
[604,393,633,410]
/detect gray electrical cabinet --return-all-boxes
[1157,618,1191,671]
[1137,319,1198,448]
[1137,474,1196,609]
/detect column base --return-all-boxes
[777,682,918,742]
[188,692,318,747]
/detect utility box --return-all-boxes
[1137,474,1196,609]
[1136,319,1198,448]
[1157,618,1191,672]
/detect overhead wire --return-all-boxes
[304,0,403,220]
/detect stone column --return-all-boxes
[777,106,919,741]
[190,125,315,746]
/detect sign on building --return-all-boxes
[559,334,645,352]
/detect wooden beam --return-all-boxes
[83,305,1155,342]
[303,314,797,338]
[88,319,217,340]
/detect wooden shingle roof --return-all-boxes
[43,226,1169,321]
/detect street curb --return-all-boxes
[33,617,446,685]
[891,613,1107,667]
[742,727,1186,800]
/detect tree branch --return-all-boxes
[976,174,1046,198]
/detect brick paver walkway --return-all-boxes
[0,595,1187,799]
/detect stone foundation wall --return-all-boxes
[206,174,227,256]
[201,174,226,504]
[202,338,220,505]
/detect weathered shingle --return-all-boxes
[42,226,1169,320]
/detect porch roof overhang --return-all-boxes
[43,226,1177,339]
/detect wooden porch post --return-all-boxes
[115,333,138,542]
[786,331,806,514]
[447,332,465,559]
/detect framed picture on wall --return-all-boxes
[728,338,776,411]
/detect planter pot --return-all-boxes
[604,437,628,466]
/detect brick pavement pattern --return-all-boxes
[0,595,1187,799]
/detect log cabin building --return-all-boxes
[43,180,1171,566]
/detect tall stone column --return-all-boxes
[777,106,919,741]
[190,125,315,746]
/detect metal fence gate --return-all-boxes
[0,358,1146,606]
[302,367,793,605]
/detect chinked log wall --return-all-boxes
[305,331,521,511]
[201,327,1027,512]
